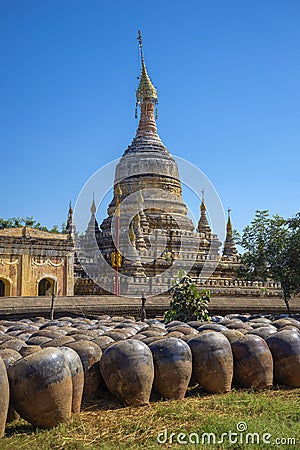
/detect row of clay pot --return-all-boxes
[0,346,84,435]
[0,313,299,434]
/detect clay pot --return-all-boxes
[65,340,103,401]
[100,339,154,406]
[149,338,192,399]
[132,334,147,341]
[67,333,93,341]
[272,319,296,329]
[168,326,198,336]
[0,338,25,352]
[26,336,53,346]
[0,357,9,437]
[250,322,272,329]
[0,350,21,423]
[15,332,34,342]
[106,330,134,340]
[91,336,115,350]
[220,329,244,343]
[198,324,228,332]
[227,323,253,332]
[247,327,277,340]
[187,321,206,328]
[231,335,273,389]
[188,331,233,393]
[181,333,200,342]
[31,330,63,339]
[141,330,165,338]
[166,331,185,338]
[249,318,272,325]
[141,336,164,345]
[0,348,21,366]
[42,336,75,348]
[7,347,72,428]
[60,347,84,413]
[266,330,300,387]
[19,345,42,357]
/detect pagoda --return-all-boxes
[76,32,238,296]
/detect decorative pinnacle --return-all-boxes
[200,189,206,212]
[90,193,96,213]
[115,183,122,198]
[129,222,136,244]
[227,207,232,230]
[68,201,73,214]
[136,30,158,105]
[138,190,144,204]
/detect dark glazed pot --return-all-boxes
[60,347,84,413]
[0,357,10,436]
[231,335,273,389]
[188,331,233,393]
[220,329,244,343]
[0,338,25,352]
[0,349,21,423]
[198,324,228,332]
[149,338,192,399]
[42,336,75,348]
[266,330,300,387]
[7,347,72,428]
[246,327,277,340]
[19,345,42,357]
[100,339,154,406]
[65,340,102,401]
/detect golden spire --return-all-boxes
[129,222,136,245]
[90,193,96,213]
[200,189,206,212]
[227,207,232,231]
[136,30,158,105]
[138,190,144,204]
[115,183,122,199]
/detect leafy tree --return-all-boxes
[238,210,300,314]
[237,210,270,280]
[0,216,63,233]
[164,271,210,323]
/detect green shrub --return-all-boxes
[164,271,210,323]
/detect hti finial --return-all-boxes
[137,30,143,62]
[136,30,158,105]
[200,189,206,213]
[90,192,96,213]
[228,207,231,218]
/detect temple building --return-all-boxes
[0,224,74,297]
[74,32,239,296]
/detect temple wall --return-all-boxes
[0,227,74,297]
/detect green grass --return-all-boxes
[2,387,300,449]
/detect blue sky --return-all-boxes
[0,0,299,235]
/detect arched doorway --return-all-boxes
[0,280,5,297]
[0,278,10,297]
[38,278,55,296]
